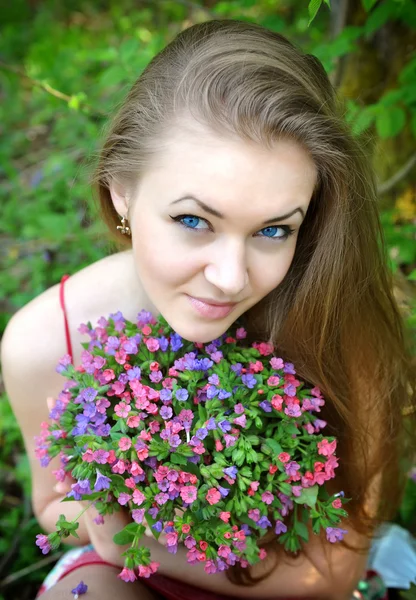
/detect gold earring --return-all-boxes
[116,215,131,236]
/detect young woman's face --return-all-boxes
[113,121,317,343]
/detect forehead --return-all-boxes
[138,120,317,213]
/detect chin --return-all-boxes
[167,319,232,345]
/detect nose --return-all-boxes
[204,240,249,298]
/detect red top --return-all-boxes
[59,274,73,362]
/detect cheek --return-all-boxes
[131,225,197,286]
[252,247,295,294]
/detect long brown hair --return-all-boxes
[92,20,416,585]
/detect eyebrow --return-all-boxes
[170,195,305,224]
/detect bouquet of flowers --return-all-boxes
[35,310,349,579]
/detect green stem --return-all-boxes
[72,500,95,523]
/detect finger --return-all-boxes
[46,396,55,412]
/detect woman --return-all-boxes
[2,19,414,600]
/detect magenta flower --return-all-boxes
[35,534,51,554]
[206,488,221,505]
[180,485,197,504]
[326,527,348,543]
[261,491,274,505]
[275,520,287,535]
[118,568,137,582]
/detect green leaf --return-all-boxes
[376,106,406,139]
[294,485,319,508]
[170,453,188,466]
[264,438,283,456]
[308,0,323,25]
[361,0,378,12]
[294,520,310,542]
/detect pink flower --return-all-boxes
[111,460,127,474]
[118,567,137,582]
[145,338,160,352]
[206,488,221,505]
[267,376,280,386]
[132,509,145,523]
[332,498,342,509]
[215,439,224,451]
[236,327,247,339]
[130,462,144,477]
[248,508,260,522]
[259,548,267,560]
[166,532,178,546]
[292,485,303,497]
[118,492,132,505]
[118,437,132,451]
[204,560,217,574]
[271,395,283,410]
[233,415,246,427]
[102,369,115,382]
[180,485,197,504]
[317,439,337,457]
[114,402,129,418]
[219,511,231,523]
[82,448,94,463]
[218,544,231,558]
[127,415,140,428]
[261,491,274,505]
[270,357,284,369]
[132,489,146,505]
[278,452,290,464]
[199,541,208,551]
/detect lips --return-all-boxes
[187,296,237,319]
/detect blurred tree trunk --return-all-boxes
[333,0,416,206]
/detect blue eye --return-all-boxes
[170,214,295,241]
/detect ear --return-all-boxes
[109,178,130,217]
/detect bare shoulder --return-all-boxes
[1,250,149,519]
[3,249,146,368]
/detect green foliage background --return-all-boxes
[0,0,415,598]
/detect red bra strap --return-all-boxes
[59,274,74,362]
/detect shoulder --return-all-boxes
[2,249,146,369]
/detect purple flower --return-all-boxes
[68,479,92,501]
[196,427,208,440]
[56,354,72,374]
[218,486,230,497]
[71,581,88,597]
[223,466,238,479]
[158,336,169,351]
[207,385,219,399]
[170,333,183,352]
[35,534,51,554]
[224,434,237,448]
[218,420,231,433]
[94,469,111,492]
[123,339,138,354]
[241,374,256,388]
[283,362,296,374]
[206,417,217,430]
[326,527,348,543]
[160,389,172,403]
[259,400,272,412]
[160,406,173,420]
[155,492,169,505]
[231,363,243,375]
[218,389,231,400]
[127,366,141,380]
[275,520,287,535]
[257,516,272,529]
[208,374,220,385]
[152,520,163,533]
[283,383,297,397]
[148,507,159,519]
[71,414,90,436]
[137,309,154,325]
[132,509,145,523]
[175,388,189,401]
